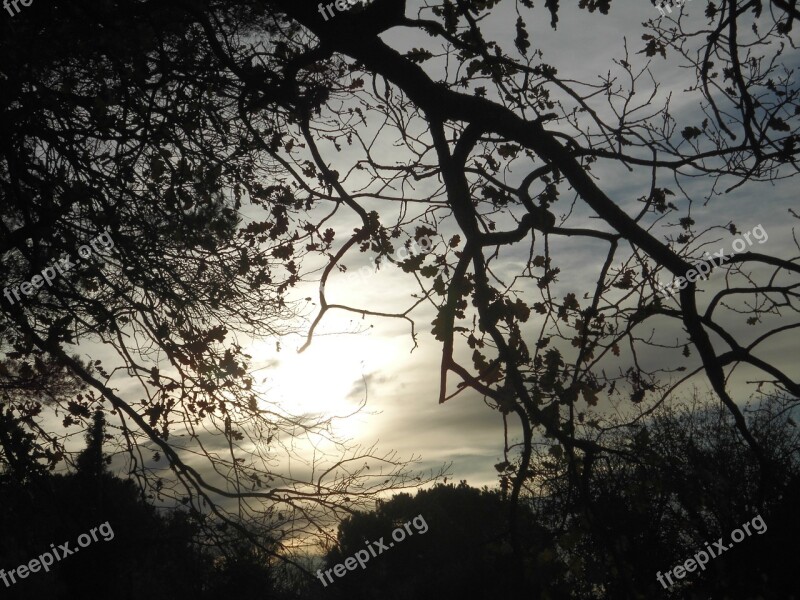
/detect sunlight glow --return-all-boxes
[249,333,399,440]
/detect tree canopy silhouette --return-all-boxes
[2,0,799,593]
[0,411,286,600]
[0,0,439,574]
[321,482,558,599]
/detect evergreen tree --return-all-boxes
[75,409,106,478]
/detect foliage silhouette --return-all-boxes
[2,0,799,592]
[0,411,288,600]
[524,395,800,598]
[0,0,436,574]
[315,482,562,599]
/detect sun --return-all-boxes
[248,333,393,439]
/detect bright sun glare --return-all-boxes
[249,334,395,439]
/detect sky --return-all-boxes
[243,0,799,491]
[40,0,799,523]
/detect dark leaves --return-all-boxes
[497,143,521,159]
[67,401,92,418]
[768,116,790,131]
[682,126,702,141]
[545,0,560,29]
[420,265,438,278]
[640,34,667,59]
[515,17,531,55]
[406,48,434,63]
[578,0,612,14]
[271,243,294,260]
[613,270,634,290]
[494,460,511,472]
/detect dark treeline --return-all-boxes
[0,409,278,600]
[4,398,795,599]
[306,397,800,600]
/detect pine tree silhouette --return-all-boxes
[75,409,106,478]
